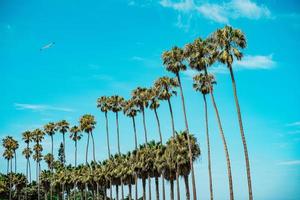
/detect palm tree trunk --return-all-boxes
[203,94,214,200]
[141,109,148,144]
[116,112,121,154]
[155,177,159,200]
[184,175,190,200]
[121,179,124,200]
[116,185,119,200]
[91,131,96,163]
[170,180,174,200]
[132,117,138,149]
[167,97,175,137]
[105,112,111,158]
[9,159,12,200]
[86,134,90,164]
[135,174,138,200]
[176,73,197,200]
[161,174,166,200]
[75,140,77,167]
[142,178,146,200]
[14,150,17,173]
[176,170,180,200]
[37,160,40,200]
[210,91,234,200]
[26,158,28,200]
[63,133,66,166]
[148,176,151,200]
[7,159,9,175]
[51,135,54,200]
[110,181,113,200]
[229,66,253,200]
[154,109,163,143]
[28,158,32,183]
[128,184,132,200]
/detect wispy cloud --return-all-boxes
[277,160,300,166]
[131,56,145,61]
[159,0,271,24]
[286,121,300,127]
[15,103,74,112]
[235,55,275,70]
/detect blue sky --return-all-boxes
[0,0,300,199]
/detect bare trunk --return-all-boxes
[132,117,138,149]
[167,97,175,137]
[229,66,253,200]
[37,160,40,200]
[86,134,90,164]
[176,170,180,200]
[116,185,119,200]
[170,180,174,200]
[176,73,197,200]
[161,174,166,200]
[154,108,163,143]
[51,135,54,200]
[142,109,148,144]
[116,112,121,154]
[128,184,132,200]
[91,131,96,163]
[28,157,31,182]
[75,140,77,167]
[204,94,214,200]
[135,174,138,200]
[63,133,66,166]
[105,112,111,158]
[9,159,12,200]
[14,150,17,173]
[184,175,190,200]
[121,179,124,200]
[142,178,146,200]
[148,176,151,200]
[110,181,113,200]
[155,177,159,200]
[210,91,234,200]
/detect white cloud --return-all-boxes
[286,121,300,127]
[131,56,145,61]
[235,55,275,70]
[15,103,74,112]
[159,0,271,24]
[277,160,300,166]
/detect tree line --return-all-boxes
[1,25,253,200]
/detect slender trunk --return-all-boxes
[9,159,12,200]
[135,174,138,200]
[105,112,111,158]
[116,185,119,200]
[203,94,214,200]
[161,174,166,200]
[75,140,77,167]
[210,91,234,200]
[128,184,132,200]
[7,159,9,174]
[170,180,174,200]
[51,135,54,200]
[96,183,99,200]
[37,160,40,200]
[28,158,31,182]
[63,133,66,166]
[26,158,28,200]
[121,179,124,200]
[141,109,148,144]
[148,176,151,200]
[91,131,96,163]
[184,175,190,200]
[132,117,138,149]
[142,178,146,200]
[176,73,197,200]
[104,186,107,200]
[86,134,90,164]
[155,177,159,200]
[110,181,112,200]
[116,112,121,154]
[167,97,175,137]
[154,109,163,143]
[229,66,253,200]
[176,170,180,200]
[14,150,17,173]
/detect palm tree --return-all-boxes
[97,96,113,200]
[32,128,45,200]
[194,73,234,200]
[108,95,125,200]
[132,87,151,200]
[123,98,140,200]
[22,131,33,183]
[148,87,168,200]
[185,37,216,200]
[2,136,14,200]
[44,122,57,200]
[10,138,19,174]
[80,114,96,164]
[212,25,252,200]
[56,120,69,167]
[153,76,179,137]
[70,125,82,167]
[162,46,197,200]
[44,153,54,170]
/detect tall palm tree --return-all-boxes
[80,114,97,164]
[162,46,197,200]
[70,125,82,167]
[22,131,33,183]
[44,153,54,170]
[44,122,57,200]
[194,73,234,200]
[148,87,168,200]
[10,138,19,174]
[108,95,125,200]
[185,37,216,200]
[56,120,69,167]
[123,98,140,200]
[32,128,45,200]
[153,76,179,137]
[212,25,252,200]
[132,87,151,200]
[2,136,14,200]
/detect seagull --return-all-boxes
[40,42,55,51]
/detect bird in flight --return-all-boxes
[40,42,55,51]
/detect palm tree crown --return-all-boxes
[162,46,186,75]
